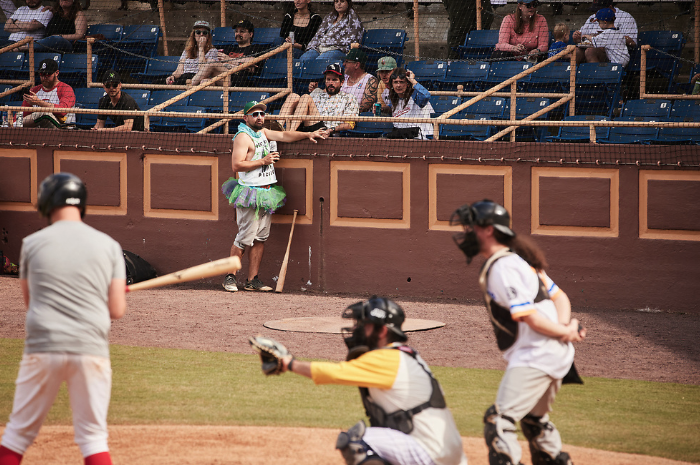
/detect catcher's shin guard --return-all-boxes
[483,405,521,465]
[521,414,571,465]
[335,421,389,465]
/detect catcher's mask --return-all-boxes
[38,172,87,219]
[342,296,407,351]
[450,199,515,264]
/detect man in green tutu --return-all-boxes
[222,101,327,292]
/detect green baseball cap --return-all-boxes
[377,56,397,72]
[243,100,266,114]
[345,48,367,65]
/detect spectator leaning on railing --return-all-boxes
[492,0,548,62]
[382,68,434,140]
[5,0,53,46]
[299,0,364,65]
[340,48,378,113]
[573,0,637,48]
[577,8,629,67]
[92,70,144,132]
[166,21,219,86]
[34,0,86,53]
[21,58,75,129]
[280,0,322,59]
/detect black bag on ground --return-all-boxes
[123,250,157,285]
[385,127,420,139]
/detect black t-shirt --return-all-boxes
[280,13,323,50]
[97,91,144,131]
[227,43,267,87]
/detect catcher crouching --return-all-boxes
[249,297,468,465]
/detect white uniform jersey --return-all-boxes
[590,28,630,67]
[235,127,277,187]
[486,254,575,379]
[579,7,638,45]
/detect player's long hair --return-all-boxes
[512,3,539,35]
[388,68,414,110]
[494,230,549,271]
[185,26,214,60]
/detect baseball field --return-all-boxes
[1,276,698,464]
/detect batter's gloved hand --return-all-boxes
[249,335,292,376]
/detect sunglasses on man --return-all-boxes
[248,111,265,117]
[195,29,209,36]
[39,72,55,77]
[104,82,119,89]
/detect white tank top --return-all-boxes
[235,128,277,187]
[341,73,372,107]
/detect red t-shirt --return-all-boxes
[22,81,76,123]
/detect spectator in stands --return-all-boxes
[339,48,378,113]
[375,55,396,115]
[92,70,144,132]
[278,63,357,133]
[21,58,75,128]
[382,68,434,140]
[166,21,218,86]
[299,0,364,65]
[1,0,17,20]
[5,0,52,46]
[578,8,629,66]
[442,0,494,60]
[548,22,569,58]
[492,0,548,62]
[192,19,266,87]
[280,0,322,59]
[573,0,637,48]
[34,0,86,53]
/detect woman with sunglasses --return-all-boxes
[280,0,322,59]
[299,0,364,65]
[382,68,434,140]
[34,0,86,53]
[493,0,549,62]
[166,21,219,86]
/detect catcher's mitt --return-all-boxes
[249,335,291,376]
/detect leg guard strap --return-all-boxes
[483,405,521,465]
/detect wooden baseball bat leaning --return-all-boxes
[126,256,242,292]
[275,209,298,293]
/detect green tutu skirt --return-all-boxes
[222,178,287,217]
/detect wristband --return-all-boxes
[288,358,295,372]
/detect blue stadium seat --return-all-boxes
[522,62,571,93]
[0,84,16,105]
[150,105,207,133]
[439,111,494,140]
[0,24,12,48]
[620,99,672,119]
[598,116,658,144]
[133,56,180,84]
[545,115,610,143]
[115,25,161,75]
[252,57,291,88]
[74,102,99,129]
[429,96,462,116]
[627,31,684,93]
[404,61,447,91]
[460,96,507,119]
[0,52,25,80]
[675,63,700,94]
[502,97,552,141]
[575,62,624,118]
[457,29,499,60]
[652,117,700,145]
[343,112,393,138]
[74,87,107,106]
[19,52,61,82]
[149,90,189,106]
[212,27,237,54]
[670,99,700,119]
[295,58,338,95]
[253,27,284,48]
[73,24,123,72]
[484,61,533,90]
[229,92,270,113]
[188,90,227,112]
[59,53,98,88]
[440,61,489,92]
[128,90,151,109]
[361,29,406,74]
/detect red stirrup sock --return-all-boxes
[0,446,23,465]
[84,452,112,465]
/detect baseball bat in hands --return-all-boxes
[275,210,298,293]
[126,256,242,292]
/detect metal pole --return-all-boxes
[413,0,419,60]
[477,0,482,30]
[158,0,168,56]
[221,0,226,28]
[640,45,648,98]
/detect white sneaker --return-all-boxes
[222,274,238,292]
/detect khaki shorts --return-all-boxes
[234,206,271,249]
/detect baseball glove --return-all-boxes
[249,335,291,376]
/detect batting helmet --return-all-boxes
[451,199,515,237]
[342,296,407,341]
[38,173,87,218]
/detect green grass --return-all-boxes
[1,338,699,462]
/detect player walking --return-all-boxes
[221,100,327,292]
[278,296,468,465]
[450,200,586,465]
[0,173,126,465]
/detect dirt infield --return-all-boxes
[1,275,698,464]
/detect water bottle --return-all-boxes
[374,102,382,117]
[13,113,23,128]
[1,112,7,128]
[693,81,700,96]
[289,31,295,45]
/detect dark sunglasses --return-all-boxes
[104,82,119,89]
[390,73,408,81]
[194,29,209,36]
[248,111,265,117]
[39,72,55,77]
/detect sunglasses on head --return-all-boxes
[104,82,119,89]
[194,29,209,35]
[248,111,265,117]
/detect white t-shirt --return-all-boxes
[580,7,638,45]
[9,6,52,41]
[341,72,372,108]
[486,254,575,379]
[590,27,630,67]
[179,48,219,75]
[382,88,434,139]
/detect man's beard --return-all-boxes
[249,120,264,131]
[326,85,340,96]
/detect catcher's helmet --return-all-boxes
[452,199,515,237]
[343,296,407,341]
[38,173,87,218]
